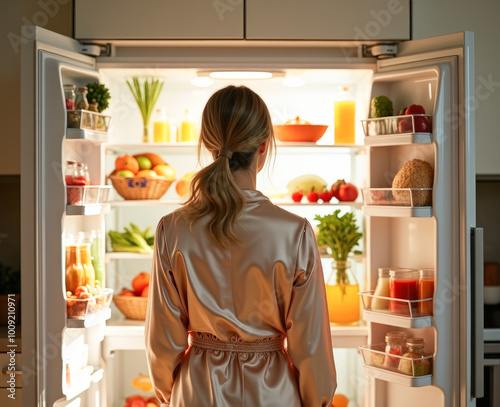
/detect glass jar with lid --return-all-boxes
[64,84,76,110]
[75,87,89,110]
[388,268,418,315]
[398,337,432,376]
[383,331,407,369]
[418,268,434,315]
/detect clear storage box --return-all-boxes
[66,288,113,319]
[66,186,111,206]
[361,114,432,137]
[362,188,432,207]
[67,109,111,133]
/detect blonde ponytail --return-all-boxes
[180,86,274,247]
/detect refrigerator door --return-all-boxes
[363,32,477,407]
[21,27,106,406]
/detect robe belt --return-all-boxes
[189,333,286,353]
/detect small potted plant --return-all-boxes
[0,263,20,326]
[315,209,362,325]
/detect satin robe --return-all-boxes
[145,189,337,407]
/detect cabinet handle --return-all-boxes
[471,227,484,398]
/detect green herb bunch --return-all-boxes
[126,77,164,142]
[86,82,111,113]
[315,209,362,290]
[0,263,20,295]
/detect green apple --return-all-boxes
[135,156,152,170]
[116,170,135,178]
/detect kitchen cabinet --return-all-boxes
[75,0,409,42]
[246,0,410,40]
[74,0,244,40]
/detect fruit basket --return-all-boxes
[113,295,148,320]
[359,343,432,376]
[109,176,173,200]
[67,109,111,133]
[361,114,432,137]
[66,288,113,319]
[362,188,432,207]
[66,186,111,206]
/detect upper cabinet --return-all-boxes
[74,0,244,40]
[246,0,410,40]
[75,0,409,41]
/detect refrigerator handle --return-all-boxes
[471,227,484,398]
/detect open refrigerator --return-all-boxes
[20,26,482,407]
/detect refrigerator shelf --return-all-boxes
[361,114,432,137]
[360,291,433,328]
[66,203,110,216]
[105,252,153,262]
[67,109,111,134]
[66,185,111,206]
[66,128,108,143]
[363,205,432,218]
[66,307,111,329]
[363,365,432,387]
[362,188,432,208]
[364,133,433,147]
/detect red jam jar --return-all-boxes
[389,268,418,315]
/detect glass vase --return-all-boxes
[325,260,360,325]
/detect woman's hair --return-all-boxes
[181,85,275,247]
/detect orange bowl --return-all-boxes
[274,124,328,143]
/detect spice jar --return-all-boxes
[388,268,418,315]
[383,331,407,369]
[75,87,89,110]
[64,84,76,110]
[398,337,432,376]
[418,268,434,315]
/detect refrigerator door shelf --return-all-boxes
[64,365,104,401]
[361,115,432,138]
[363,366,432,387]
[66,307,111,329]
[360,291,433,328]
[363,133,433,147]
[363,205,432,218]
[66,128,108,143]
[66,203,110,216]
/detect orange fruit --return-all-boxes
[119,287,135,297]
[332,394,349,407]
[131,374,153,392]
[141,285,149,298]
[115,155,140,174]
[136,169,157,178]
[175,172,195,197]
[132,272,150,295]
[153,164,176,180]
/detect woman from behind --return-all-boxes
[145,85,336,407]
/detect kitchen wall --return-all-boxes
[412,0,500,175]
[0,0,73,175]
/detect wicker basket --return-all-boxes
[113,295,148,320]
[109,175,173,200]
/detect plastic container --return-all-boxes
[361,114,432,137]
[66,110,111,133]
[362,188,433,207]
[66,288,113,319]
[66,186,111,206]
[153,108,171,142]
[389,268,418,315]
[418,268,434,315]
[334,86,355,144]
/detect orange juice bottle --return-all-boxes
[334,86,355,144]
[180,109,198,142]
[153,108,170,143]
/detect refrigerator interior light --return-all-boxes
[190,76,214,87]
[208,71,275,80]
[283,77,306,87]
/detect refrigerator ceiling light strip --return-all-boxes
[190,77,214,87]
[209,71,274,80]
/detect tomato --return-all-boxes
[330,179,345,200]
[338,183,359,202]
[307,190,319,202]
[320,190,333,203]
[115,155,140,174]
[398,116,430,133]
[291,191,303,202]
[125,395,147,407]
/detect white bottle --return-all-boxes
[372,268,390,310]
